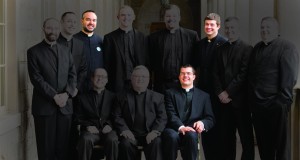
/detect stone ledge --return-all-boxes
[0,113,21,135]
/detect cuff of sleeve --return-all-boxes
[178,125,185,132]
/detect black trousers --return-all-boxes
[162,128,199,160]
[77,130,119,160]
[118,135,163,160]
[33,112,72,160]
[252,103,290,160]
[219,103,254,160]
[201,95,222,160]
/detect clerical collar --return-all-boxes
[44,39,57,47]
[132,89,146,95]
[263,40,274,46]
[81,30,94,37]
[168,27,180,34]
[119,27,133,34]
[182,87,194,93]
[207,36,217,43]
[60,33,72,41]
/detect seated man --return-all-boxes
[162,64,215,160]
[113,65,167,160]
[76,68,118,160]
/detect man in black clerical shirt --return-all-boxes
[76,68,118,160]
[248,17,299,160]
[27,18,77,160]
[148,4,199,94]
[212,16,254,160]
[103,5,148,93]
[113,65,167,160]
[193,13,227,160]
[58,11,87,94]
[74,10,104,92]
[162,64,214,160]
[57,12,88,160]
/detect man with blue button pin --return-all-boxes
[74,10,104,93]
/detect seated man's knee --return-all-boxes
[163,128,179,140]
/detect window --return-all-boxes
[0,0,6,114]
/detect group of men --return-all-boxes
[27,3,298,160]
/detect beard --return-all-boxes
[45,32,58,42]
[83,26,94,33]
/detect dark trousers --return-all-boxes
[33,112,72,160]
[252,103,290,160]
[219,103,254,160]
[162,128,199,160]
[77,130,119,160]
[118,135,163,160]
[68,115,79,160]
[201,96,222,160]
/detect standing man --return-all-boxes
[103,5,148,93]
[27,18,77,160]
[193,13,227,160]
[212,17,254,160]
[57,11,88,160]
[113,65,167,160]
[74,10,103,93]
[76,68,118,160]
[148,4,199,93]
[248,17,299,160]
[58,11,87,94]
[162,64,215,160]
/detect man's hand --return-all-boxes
[193,121,205,133]
[53,93,69,107]
[146,130,160,144]
[54,94,65,107]
[102,125,112,134]
[179,126,196,135]
[218,91,232,104]
[87,126,99,134]
[120,130,136,141]
[73,88,78,97]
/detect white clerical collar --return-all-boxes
[82,30,94,37]
[44,38,56,47]
[183,86,193,92]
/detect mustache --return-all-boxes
[46,33,57,37]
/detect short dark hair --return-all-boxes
[61,12,75,21]
[205,13,221,25]
[82,10,96,19]
[180,64,196,75]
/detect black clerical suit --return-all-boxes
[57,34,87,93]
[148,28,198,93]
[57,34,88,160]
[193,34,226,160]
[76,89,118,160]
[213,39,254,160]
[27,40,77,160]
[248,38,299,160]
[113,89,167,160]
[103,28,148,93]
[163,87,214,160]
[74,31,104,92]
